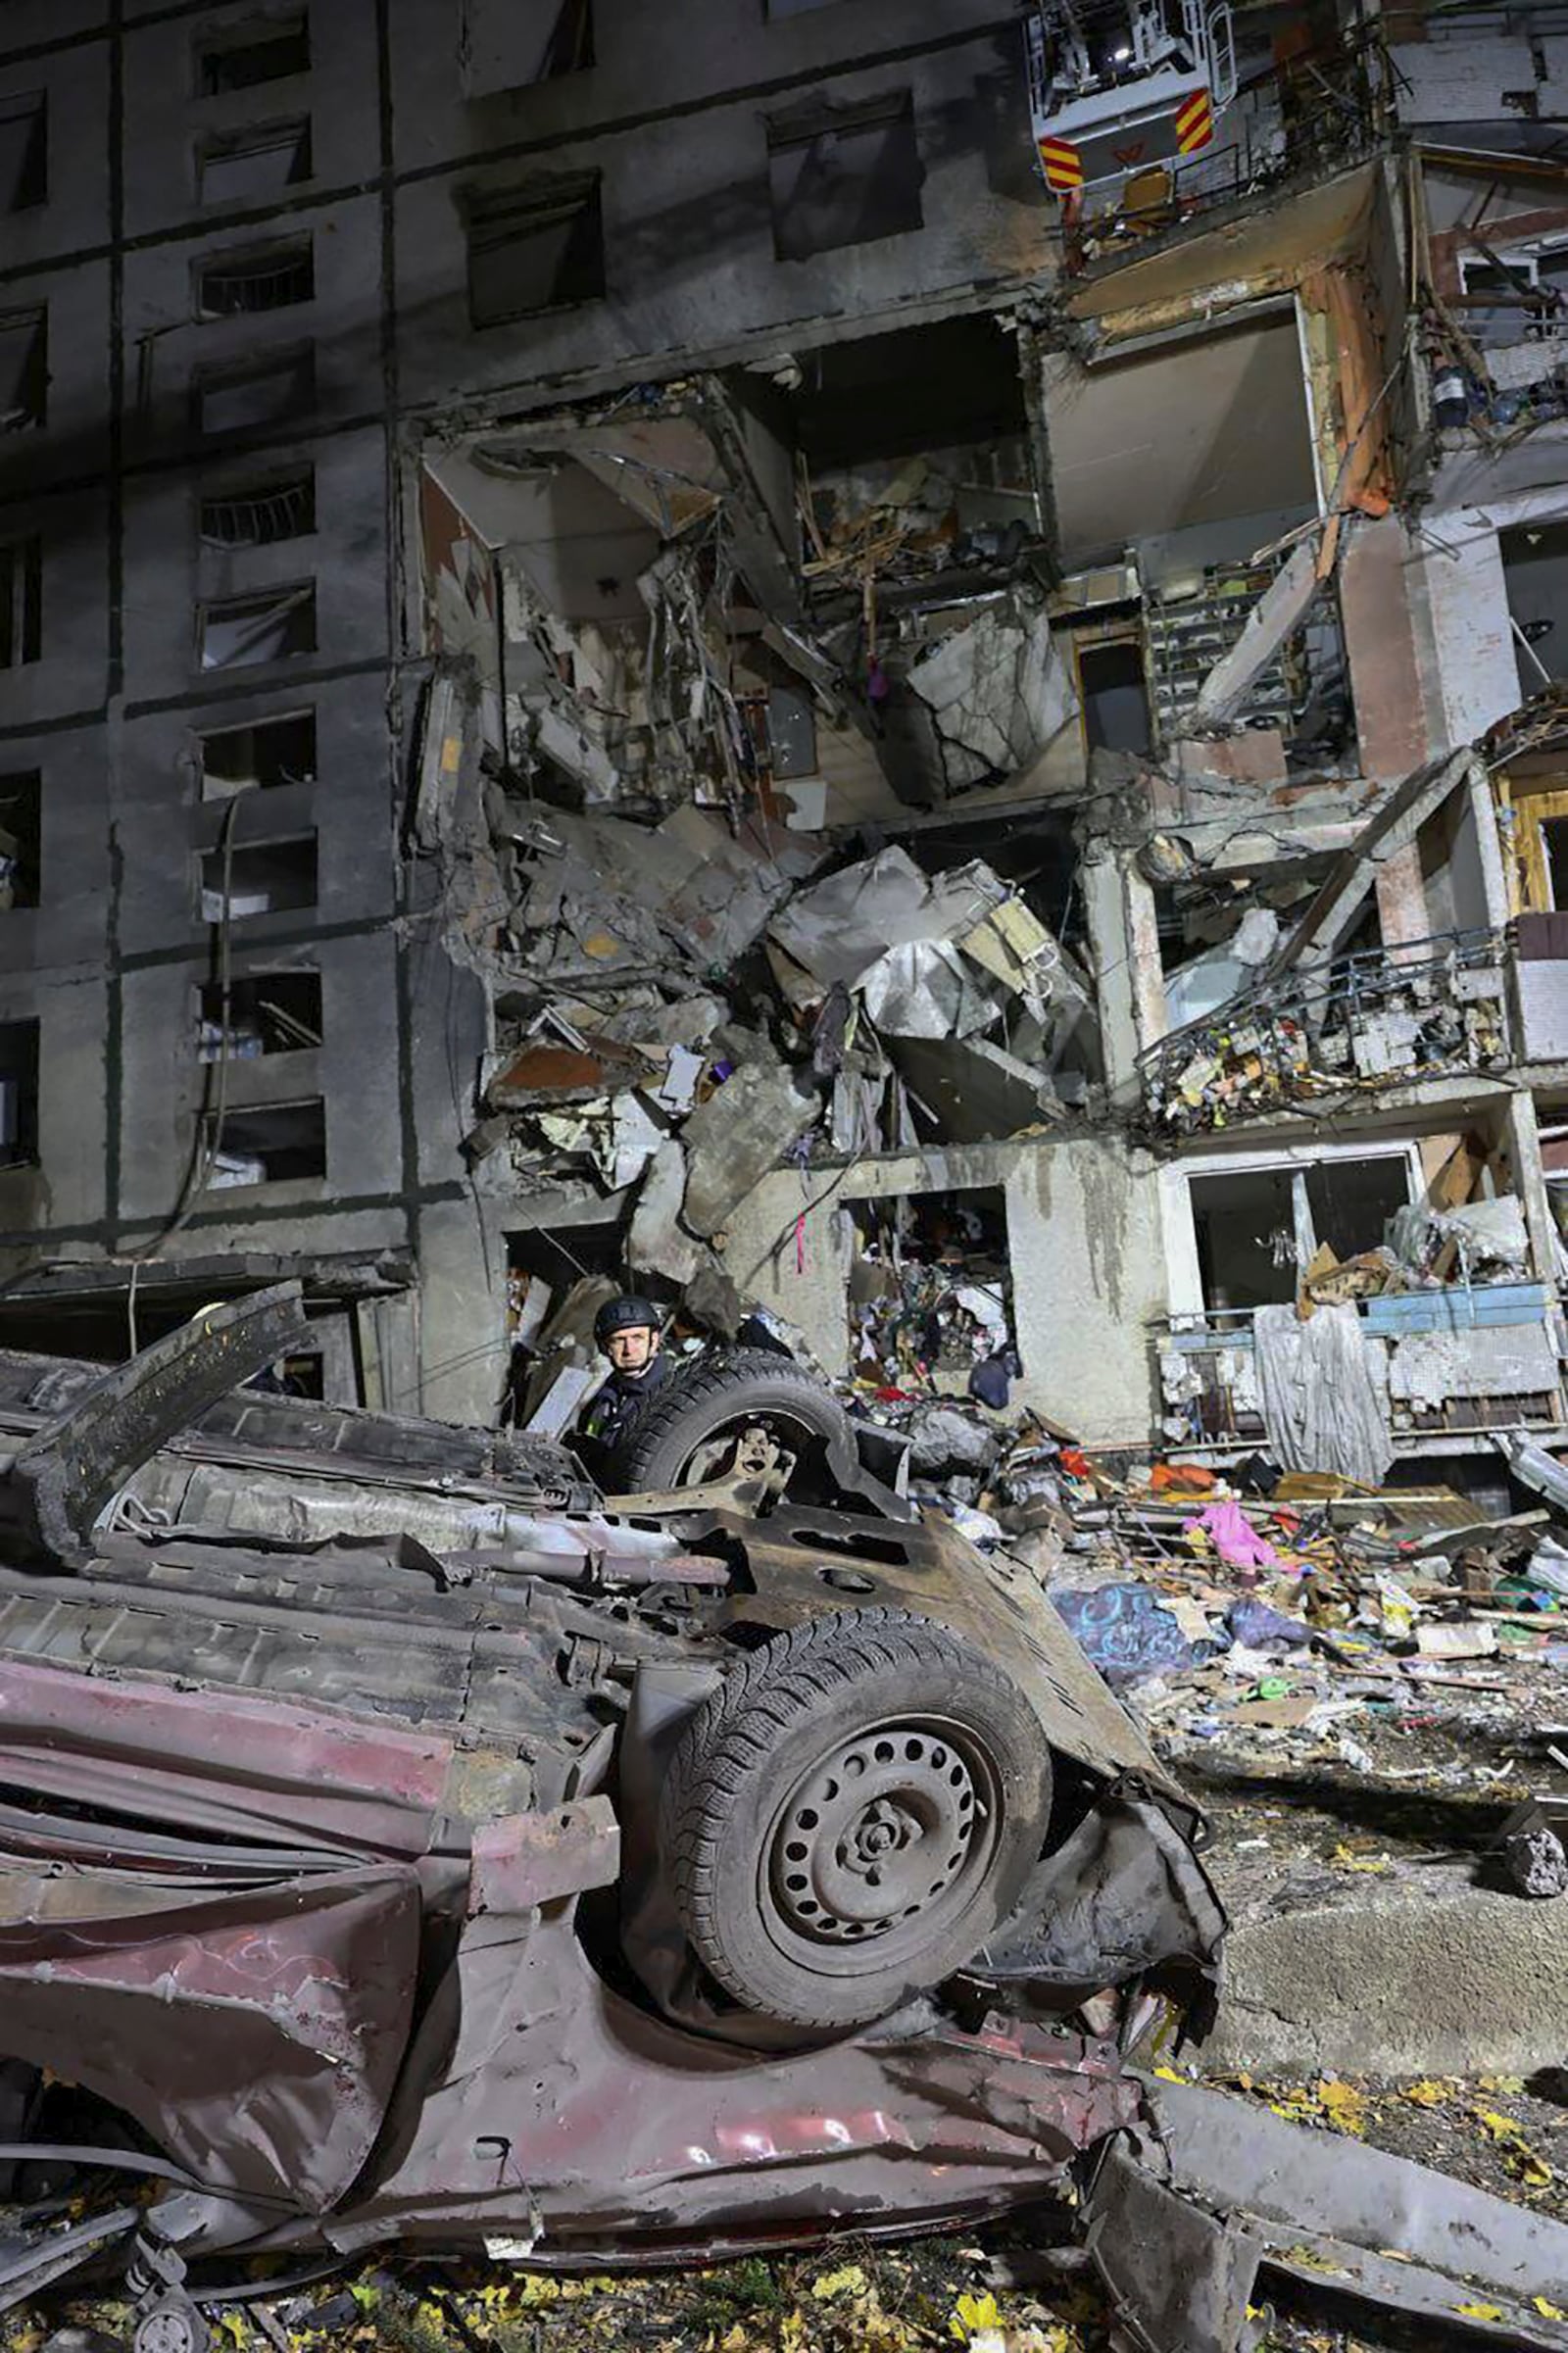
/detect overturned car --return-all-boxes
[2,1287,1567,2353]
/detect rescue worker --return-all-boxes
[577,1294,671,1458]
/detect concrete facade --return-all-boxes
[0,0,1054,1402]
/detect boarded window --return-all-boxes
[194,346,315,436]
[199,467,315,548]
[198,118,312,205]
[199,832,317,920]
[199,583,316,670]
[198,709,317,798]
[0,92,46,213]
[197,14,310,96]
[198,969,321,1058]
[0,537,39,668]
[0,770,40,908]
[206,1096,325,1186]
[466,174,604,326]
[767,92,921,261]
[0,308,46,430]
[198,238,314,318]
[0,1017,39,1166]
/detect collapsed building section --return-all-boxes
[393,9,1568,1495]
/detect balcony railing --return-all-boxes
[1138,927,1511,1135]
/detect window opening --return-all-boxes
[0,537,39,668]
[1078,638,1151,753]
[0,1017,39,1166]
[205,1097,325,1186]
[193,346,315,436]
[0,308,46,430]
[197,15,310,96]
[0,769,40,907]
[199,468,315,549]
[198,968,320,1059]
[466,174,605,325]
[197,119,311,205]
[1190,1168,1298,1312]
[1302,1158,1411,1263]
[846,1189,1015,1404]
[0,92,46,213]
[767,92,921,262]
[199,583,316,669]
[198,709,316,798]
[539,0,594,74]
[199,832,317,920]
[198,239,314,318]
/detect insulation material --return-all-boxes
[1252,1301,1394,1486]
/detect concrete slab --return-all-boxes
[1204,1863,1568,2080]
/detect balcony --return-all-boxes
[1139,928,1512,1136]
[1158,1284,1567,1456]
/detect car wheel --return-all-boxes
[603,1348,855,1498]
[661,1607,1052,2029]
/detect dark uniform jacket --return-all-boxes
[579,1349,672,1452]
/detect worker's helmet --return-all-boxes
[594,1294,660,1348]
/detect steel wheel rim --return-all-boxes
[760,1714,1001,1974]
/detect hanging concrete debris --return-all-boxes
[906,590,1077,789]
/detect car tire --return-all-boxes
[603,1348,855,1495]
[661,1607,1052,2029]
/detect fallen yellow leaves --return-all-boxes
[1399,2080,1453,2108]
[950,2289,1004,2341]
[1472,2107,1554,2190]
[811,2265,870,2303]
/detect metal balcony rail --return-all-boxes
[1138,926,1512,1133]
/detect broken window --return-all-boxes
[197,238,314,319]
[193,345,315,436]
[0,91,46,214]
[198,709,316,798]
[0,536,39,668]
[465,174,605,326]
[196,14,310,96]
[1188,1153,1416,1316]
[767,93,921,263]
[197,969,321,1060]
[0,1016,38,1166]
[1189,1167,1299,1313]
[198,583,316,670]
[199,468,315,549]
[0,769,41,907]
[0,307,46,430]
[198,832,317,920]
[197,118,312,205]
[1502,518,1568,694]
[205,1096,325,1186]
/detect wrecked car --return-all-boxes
[4,1287,1568,2353]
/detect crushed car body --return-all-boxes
[2,1287,1568,2353]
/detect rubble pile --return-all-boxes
[955,1424,1568,1852]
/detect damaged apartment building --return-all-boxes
[8,0,1568,1491]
